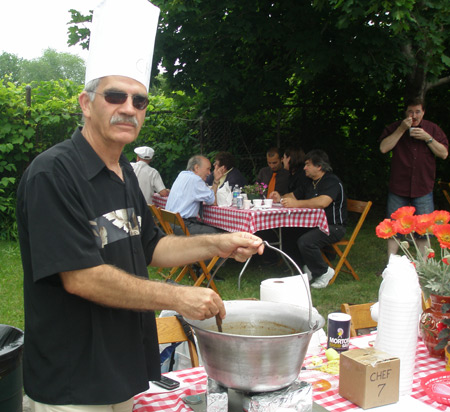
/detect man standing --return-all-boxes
[166,155,225,234]
[256,147,290,197]
[271,150,347,289]
[15,1,264,410]
[379,98,448,257]
[131,145,170,204]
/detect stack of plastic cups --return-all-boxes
[374,255,422,396]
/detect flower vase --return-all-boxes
[419,294,450,358]
[247,194,262,201]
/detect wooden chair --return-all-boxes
[321,199,372,285]
[438,181,450,208]
[158,208,220,294]
[341,303,378,337]
[156,316,199,368]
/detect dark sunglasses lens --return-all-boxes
[133,95,149,110]
[104,92,128,104]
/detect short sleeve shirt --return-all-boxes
[293,172,347,226]
[131,161,166,204]
[16,128,165,405]
[379,119,448,197]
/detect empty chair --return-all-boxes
[158,208,220,294]
[341,302,378,337]
[156,315,199,368]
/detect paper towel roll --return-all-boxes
[260,275,310,309]
[260,275,325,355]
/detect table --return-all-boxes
[152,194,329,235]
[133,335,449,412]
[152,193,329,286]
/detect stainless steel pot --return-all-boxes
[186,299,325,392]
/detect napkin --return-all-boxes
[216,182,232,207]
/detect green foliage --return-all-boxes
[0,79,82,239]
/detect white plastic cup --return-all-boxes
[243,199,252,209]
[264,199,273,208]
[253,199,263,207]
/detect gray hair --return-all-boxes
[186,155,206,171]
[304,150,333,172]
[85,78,101,101]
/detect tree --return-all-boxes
[68,0,450,114]
[0,52,23,84]
[20,48,85,84]
[314,0,450,101]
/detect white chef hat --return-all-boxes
[85,0,160,91]
[134,146,154,160]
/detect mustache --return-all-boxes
[110,115,138,127]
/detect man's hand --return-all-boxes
[213,165,226,182]
[280,197,297,208]
[400,116,413,132]
[159,188,170,197]
[173,286,225,320]
[269,191,281,202]
[409,127,430,142]
[215,232,264,262]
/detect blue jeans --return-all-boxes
[386,192,434,218]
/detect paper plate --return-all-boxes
[421,371,450,406]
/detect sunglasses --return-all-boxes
[90,91,149,110]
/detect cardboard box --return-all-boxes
[339,348,400,409]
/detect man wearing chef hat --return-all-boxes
[132,146,170,203]
[16,0,264,410]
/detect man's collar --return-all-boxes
[72,127,129,180]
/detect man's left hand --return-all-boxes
[410,127,430,142]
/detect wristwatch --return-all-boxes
[426,137,433,144]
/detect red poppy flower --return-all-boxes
[434,224,450,249]
[376,219,396,239]
[444,258,450,266]
[432,210,450,225]
[392,215,416,235]
[427,252,435,259]
[415,214,435,235]
[391,206,416,220]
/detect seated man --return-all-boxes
[271,150,347,289]
[166,155,224,234]
[256,147,289,198]
[131,146,170,204]
[206,151,247,189]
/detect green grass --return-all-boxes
[0,206,387,332]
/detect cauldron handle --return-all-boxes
[261,241,317,331]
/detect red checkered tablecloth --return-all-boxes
[151,194,329,234]
[133,336,449,412]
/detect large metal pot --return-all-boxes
[186,299,325,392]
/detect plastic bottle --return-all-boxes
[232,185,240,207]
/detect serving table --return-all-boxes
[133,334,448,412]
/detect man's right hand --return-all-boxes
[400,116,413,132]
[173,286,225,320]
[269,191,281,202]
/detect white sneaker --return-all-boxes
[311,267,335,289]
[302,265,312,281]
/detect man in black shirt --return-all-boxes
[271,150,347,289]
[15,2,264,410]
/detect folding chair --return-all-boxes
[438,181,450,208]
[156,316,199,368]
[341,303,378,337]
[321,199,372,285]
[159,209,220,294]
